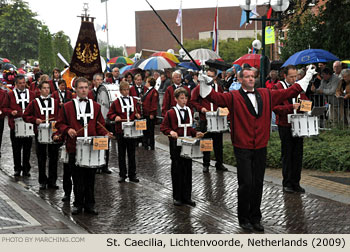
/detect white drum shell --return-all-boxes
[37,123,56,144]
[289,114,319,137]
[75,136,106,168]
[178,137,203,159]
[122,120,144,138]
[14,118,34,138]
[59,145,69,164]
[96,83,121,119]
[206,111,228,133]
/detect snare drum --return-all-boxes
[96,83,121,120]
[75,136,107,168]
[288,114,319,137]
[59,145,69,164]
[206,111,229,133]
[37,122,57,144]
[122,120,145,138]
[14,118,34,138]
[177,137,203,159]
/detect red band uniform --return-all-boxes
[161,84,191,117]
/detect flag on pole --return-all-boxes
[101,24,107,32]
[212,6,218,54]
[240,10,254,27]
[249,7,259,23]
[267,7,273,19]
[176,4,182,26]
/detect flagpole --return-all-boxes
[105,0,110,59]
[216,0,219,56]
[180,0,183,44]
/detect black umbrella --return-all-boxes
[1,63,17,70]
[205,59,232,71]
[131,59,145,69]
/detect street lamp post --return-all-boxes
[239,0,289,88]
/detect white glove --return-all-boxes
[297,64,317,92]
[199,71,213,98]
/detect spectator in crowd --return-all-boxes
[296,69,306,81]
[336,69,350,124]
[192,72,199,86]
[158,72,171,92]
[318,62,327,71]
[333,61,342,78]
[124,72,134,86]
[229,71,242,91]
[184,74,196,90]
[265,70,279,89]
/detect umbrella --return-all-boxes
[108,56,133,65]
[120,65,133,74]
[183,48,220,64]
[0,58,10,64]
[151,52,180,63]
[205,59,232,71]
[109,63,126,69]
[233,54,262,68]
[138,56,176,70]
[282,49,339,67]
[131,59,145,69]
[178,62,201,71]
[1,63,17,70]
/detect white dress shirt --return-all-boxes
[243,88,258,114]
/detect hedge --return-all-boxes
[215,129,350,172]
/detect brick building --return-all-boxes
[135,5,268,53]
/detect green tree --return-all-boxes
[38,25,55,74]
[0,0,41,64]
[98,40,123,59]
[52,31,73,70]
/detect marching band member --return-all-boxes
[130,74,146,99]
[191,68,227,173]
[0,88,8,157]
[3,75,36,177]
[160,87,204,207]
[56,77,111,215]
[106,67,122,85]
[273,65,309,194]
[107,81,141,183]
[49,68,61,93]
[51,79,73,107]
[23,81,60,190]
[199,66,316,232]
[161,71,191,117]
[142,77,159,150]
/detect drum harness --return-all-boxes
[73,98,94,138]
[173,106,193,137]
[118,96,135,122]
[14,88,30,112]
[36,97,55,127]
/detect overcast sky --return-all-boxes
[25,0,246,48]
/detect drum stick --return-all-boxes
[45,117,55,122]
[76,125,88,134]
[97,121,116,139]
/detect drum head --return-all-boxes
[96,83,120,119]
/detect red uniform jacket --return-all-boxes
[3,89,36,130]
[273,82,309,127]
[161,84,191,117]
[107,97,140,134]
[142,87,159,117]
[130,85,147,98]
[71,91,94,100]
[160,107,197,137]
[191,83,224,121]
[29,82,41,97]
[51,89,73,104]
[55,100,108,153]
[0,90,8,119]
[206,84,303,149]
[23,98,60,134]
[49,79,60,93]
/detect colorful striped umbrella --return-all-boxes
[138,56,176,70]
[120,65,133,74]
[108,56,134,65]
[151,52,180,63]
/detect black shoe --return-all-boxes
[129,177,140,183]
[71,206,83,215]
[22,172,31,177]
[62,195,70,202]
[239,222,254,232]
[251,222,264,232]
[48,184,59,190]
[150,146,155,150]
[14,171,21,177]
[203,165,209,173]
[96,169,102,174]
[294,185,305,193]
[184,200,196,207]
[216,165,228,171]
[118,177,126,183]
[144,145,150,150]
[84,207,99,215]
[39,184,47,190]
[102,168,112,174]
[283,186,295,193]
[173,199,184,206]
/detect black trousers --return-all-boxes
[200,120,223,167]
[68,153,96,209]
[0,118,4,156]
[169,139,192,202]
[278,126,304,188]
[35,137,59,185]
[63,162,74,197]
[10,129,32,174]
[143,116,155,148]
[234,147,266,224]
[116,133,136,178]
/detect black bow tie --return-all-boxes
[19,91,26,94]
[41,98,49,101]
[79,98,88,102]
[60,91,65,93]
[122,96,129,100]
[180,109,186,112]
[246,91,255,94]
